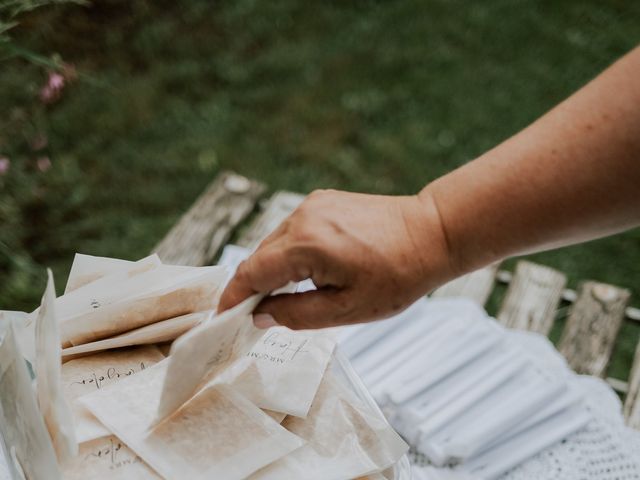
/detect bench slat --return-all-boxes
[431,264,498,307]
[558,281,631,377]
[236,191,305,249]
[497,261,566,335]
[152,171,266,265]
[624,340,640,428]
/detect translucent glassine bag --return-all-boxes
[64,253,161,293]
[62,435,161,480]
[222,327,336,417]
[61,345,165,443]
[155,293,266,423]
[57,264,227,346]
[61,311,209,358]
[79,361,304,480]
[248,367,408,480]
[0,319,61,480]
[35,270,78,464]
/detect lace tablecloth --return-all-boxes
[2,330,639,480]
[411,329,640,480]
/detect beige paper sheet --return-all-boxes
[61,345,165,443]
[79,361,305,480]
[225,327,336,417]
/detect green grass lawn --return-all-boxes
[1,0,639,380]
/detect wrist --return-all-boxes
[405,189,463,291]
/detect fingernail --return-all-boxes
[253,313,278,329]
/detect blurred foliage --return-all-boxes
[0,0,639,377]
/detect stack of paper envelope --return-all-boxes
[340,298,591,480]
[0,249,408,480]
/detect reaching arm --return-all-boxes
[219,47,640,330]
[424,46,640,275]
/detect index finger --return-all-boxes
[217,242,310,312]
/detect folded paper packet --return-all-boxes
[0,317,61,480]
[35,270,78,464]
[155,293,266,423]
[248,370,408,480]
[222,327,336,417]
[56,263,227,347]
[15,255,161,364]
[61,345,166,443]
[61,311,208,359]
[64,253,162,294]
[79,361,305,480]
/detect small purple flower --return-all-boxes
[0,157,10,175]
[40,72,66,104]
[37,156,52,172]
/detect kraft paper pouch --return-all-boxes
[65,253,161,293]
[61,311,208,359]
[35,270,78,465]
[79,361,305,480]
[61,346,165,443]
[57,264,227,346]
[0,318,61,480]
[155,293,266,423]
[248,371,408,480]
[62,435,160,480]
[223,327,336,417]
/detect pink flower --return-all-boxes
[39,72,66,104]
[37,156,52,172]
[0,157,10,175]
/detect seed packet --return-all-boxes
[79,361,305,480]
[0,318,61,480]
[61,311,209,358]
[62,435,160,480]
[35,270,78,465]
[248,371,408,480]
[57,264,227,346]
[223,327,336,417]
[155,293,265,423]
[65,253,161,293]
[60,345,165,443]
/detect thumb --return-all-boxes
[253,289,352,330]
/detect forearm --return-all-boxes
[421,47,640,275]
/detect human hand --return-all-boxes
[218,189,456,330]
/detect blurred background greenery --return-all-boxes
[0,0,638,378]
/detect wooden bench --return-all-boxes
[152,170,640,430]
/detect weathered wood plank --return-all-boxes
[497,261,566,335]
[624,339,640,429]
[430,264,499,307]
[236,191,305,249]
[497,269,640,324]
[152,171,266,266]
[558,281,631,377]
